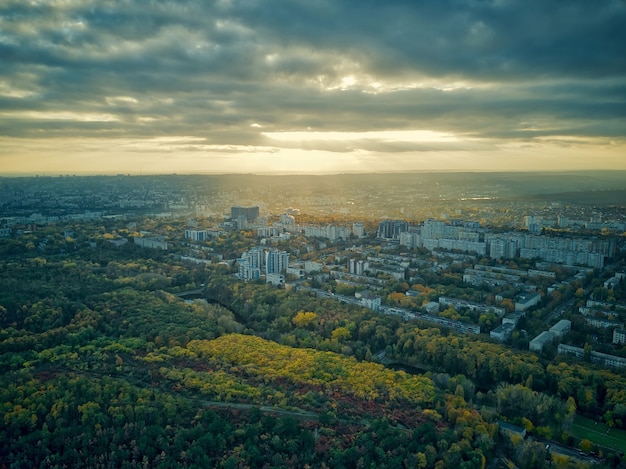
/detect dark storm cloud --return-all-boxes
[238,0,626,78]
[0,0,624,153]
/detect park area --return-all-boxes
[569,415,626,454]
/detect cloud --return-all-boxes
[0,0,624,173]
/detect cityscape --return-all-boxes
[1,172,625,467]
[1,0,625,466]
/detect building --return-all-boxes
[265,249,289,275]
[237,246,265,281]
[516,233,615,268]
[527,269,556,279]
[463,268,521,288]
[237,255,260,281]
[613,329,626,345]
[423,301,440,314]
[246,247,265,269]
[502,312,523,327]
[352,223,365,238]
[604,273,624,289]
[360,294,381,312]
[424,238,486,255]
[399,231,421,249]
[488,238,506,259]
[304,261,323,273]
[490,323,515,342]
[279,213,296,225]
[266,273,285,286]
[515,292,541,312]
[549,319,571,338]
[584,317,623,329]
[257,226,282,238]
[184,229,208,242]
[439,297,506,317]
[421,219,446,240]
[498,421,527,439]
[133,236,168,250]
[237,260,261,281]
[558,344,626,369]
[529,331,554,352]
[587,299,626,310]
[302,224,351,241]
[347,258,368,276]
[367,265,405,281]
[231,206,259,224]
[286,264,305,278]
[579,306,612,317]
[377,220,408,240]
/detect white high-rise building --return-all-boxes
[489,239,506,259]
[279,213,296,225]
[265,249,290,274]
[347,259,368,275]
[185,229,208,241]
[506,239,518,258]
[352,223,365,238]
[246,247,265,269]
[421,219,445,240]
[237,246,265,280]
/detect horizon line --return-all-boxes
[2,169,626,178]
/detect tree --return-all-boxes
[331,327,351,342]
[521,417,534,433]
[292,311,318,328]
[578,439,593,453]
[417,452,428,468]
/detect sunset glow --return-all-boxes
[0,1,624,175]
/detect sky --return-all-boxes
[1,0,625,175]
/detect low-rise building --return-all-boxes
[550,319,571,338]
[286,264,305,278]
[558,344,626,369]
[463,268,521,287]
[133,236,168,250]
[303,261,323,273]
[604,272,625,289]
[527,269,556,279]
[584,317,623,329]
[579,306,614,317]
[360,294,381,312]
[613,329,626,345]
[498,421,527,439]
[423,301,440,314]
[266,273,285,286]
[439,297,506,317]
[529,331,554,352]
[184,229,209,242]
[515,292,541,312]
[502,312,523,327]
[490,322,515,342]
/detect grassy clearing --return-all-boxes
[569,415,626,453]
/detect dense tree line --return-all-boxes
[204,273,626,430]
[1,229,624,467]
[0,238,496,468]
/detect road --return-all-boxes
[532,436,600,465]
[546,298,575,323]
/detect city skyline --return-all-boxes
[1,1,625,175]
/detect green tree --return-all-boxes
[292,311,318,328]
[331,326,351,342]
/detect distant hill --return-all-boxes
[519,189,626,206]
